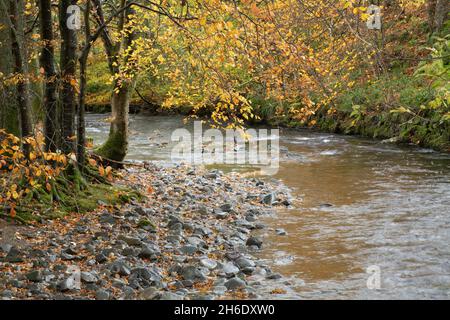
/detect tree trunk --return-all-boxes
[8,0,33,148]
[434,0,449,33]
[0,4,19,135]
[95,3,136,162]
[95,81,131,161]
[59,0,78,154]
[39,0,58,151]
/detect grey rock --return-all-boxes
[95,253,108,263]
[110,261,131,276]
[26,270,43,282]
[200,258,217,270]
[276,228,287,236]
[224,277,246,290]
[179,245,198,255]
[246,236,263,248]
[222,263,239,276]
[220,203,233,212]
[179,265,207,282]
[81,272,98,284]
[261,193,275,205]
[215,211,229,219]
[3,247,24,263]
[138,244,160,260]
[57,277,77,291]
[140,287,159,300]
[235,257,256,269]
[117,235,142,246]
[99,213,116,224]
[95,289,110,300]
[266,273,282,280]
[159,292,183,300]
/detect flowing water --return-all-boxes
[87,113,450,299]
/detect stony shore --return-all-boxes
[0,163,295,300]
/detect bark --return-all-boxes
[8,0,33,147]
[434,0,449,33]
[0,5,19,135]
[59,0,78,154]
[77,0,91,170]
[428,0,449,33]
[38,0,58,151]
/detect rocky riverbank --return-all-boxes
[0,163,296,300]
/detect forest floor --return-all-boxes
[0,163,295,300]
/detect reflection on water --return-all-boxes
[87,113,450,299]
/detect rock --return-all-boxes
[187,237,205,247]
[220,203,233,212]
[246,236,263,249]
[130,267,163,283]
[245,214,257,222]
[235,257,256,269]
[266,273,282,280]
[57,277,77,291]
[138,244,160,260]
[213,285,227,295]
[64,246,78,255]
[200,258,217,270]
[215,211,229,219]
[117,235,143,246]
[139,287,159,300]
[3,247,24,263]
[179,245,198,255]
[81,272,98,284]
[95,289,110,300]
[222,263,239,276]
[110,261,131,276]
[224,277,246,290]
[0,243,12,254]
[61,252,77,261]
[261,193,275,205]
[26,270,43,282]
[179,265,207,282]
[276,228,287,236]
[169,223,183,234]
[122,247,137,256]
[99,213,116,224]
[159,292,183,300]
[95,253,108,264]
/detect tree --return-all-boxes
[59,0,78,154]
[38,0,58,152]
[428,0,449,33]
[4,0,33,153]
[94,0,137,162]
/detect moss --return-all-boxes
[95,131,128,162]
[9,183,142,224]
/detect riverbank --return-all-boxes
[0,164,296,300]
[265,106,450,153]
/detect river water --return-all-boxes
[86,113,450,299]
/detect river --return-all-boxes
[86,113,450,299]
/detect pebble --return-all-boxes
[0,165,293,300]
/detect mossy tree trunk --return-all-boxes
[0,3,19,135]
[39,0,58,152]
[59,0,78,154]
[7,0,33,152]
[94,1,136,162]
[96,81,131,161]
